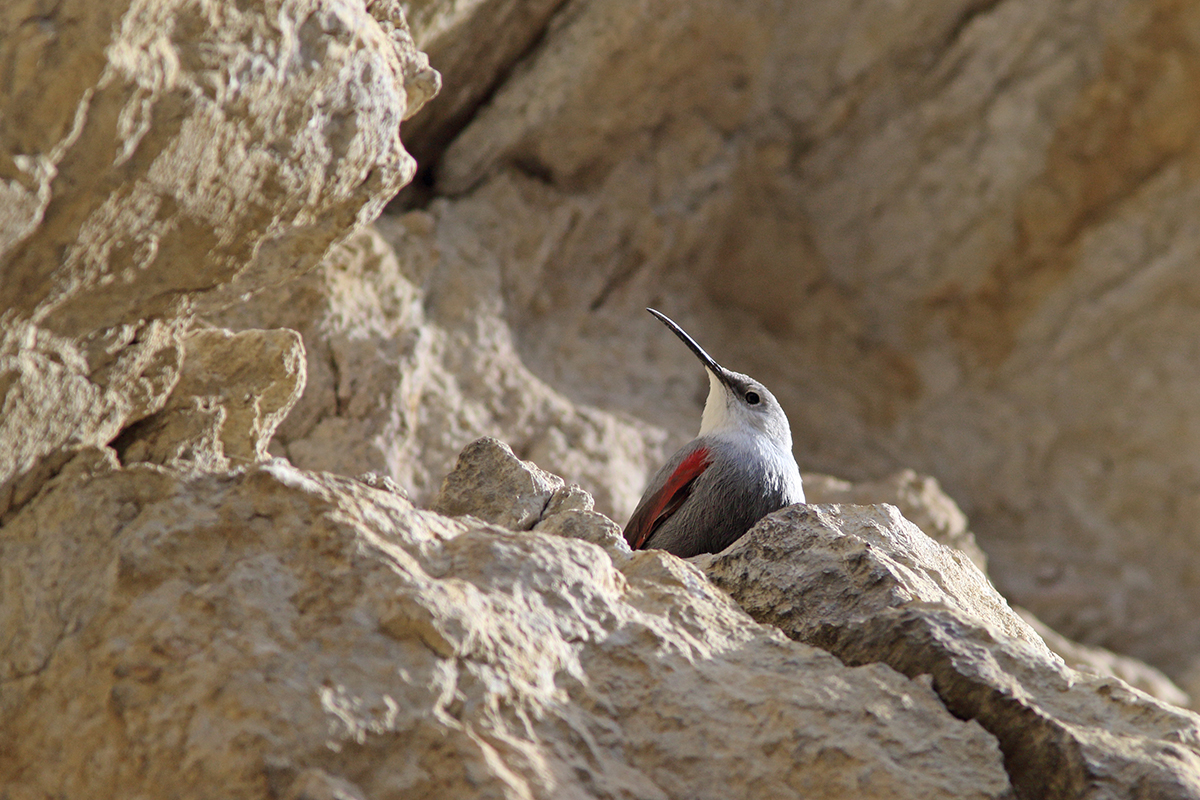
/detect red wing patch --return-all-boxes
[624,446,712,550]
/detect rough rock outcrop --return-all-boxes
[0,445,1015,800]
[700,505,1200,799]
[805,469,988,571]
[1016,606,1191,710]
[209,222,668,515]
[805,469,1192,708]
[7,0,1200,796]
[382,0,1200,678]
[114,328,307,471]
[432,435,593,530]
[0,0,437,517]
[399,0,571,188]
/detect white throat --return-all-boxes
[698,369,732,436]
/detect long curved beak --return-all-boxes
[647,308,735,389]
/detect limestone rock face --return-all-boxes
[115,328,307,471]
[209,223,668,515]
[805,469,988,571]
[399,0,570,183]
[378,0,1200,677]
[1016,606,1191,710]
[702,505,1200,800]
[432,436,593,530]
[0,0,437,515]
[8,0,1200,795]
[0,451,1015,800]
[696,504,1048,658]
[802,474,1191,708]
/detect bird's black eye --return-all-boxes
[744,391,760,405]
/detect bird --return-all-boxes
[623,308,805,558]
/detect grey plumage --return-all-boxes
[624,310,804,558]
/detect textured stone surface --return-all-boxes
[1016,606,1191,709]
[702,505,1200,800]
[0,318,186,518]
[432,435,590,530]
[805,469,988,571]
[8,0,1200,795]
[806,474,1193,707]
[0,0,437,515]
[209,223,668,515]
[115,328,307,471]
[342,0,1200,679]
[399,0,570,191]
[695,504,1050,659]
[0,452,1014,800]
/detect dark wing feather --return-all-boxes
[624,446,712,550]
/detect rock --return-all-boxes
[805,469,987,571]
[696,504,1049,658]
[353,471,409,498]
[433,434,628,555]
[344,0,1200,676]
[209,223,668,518]
[0,452,1014,800]
[398,0,569,195]
[273,768,370,800]
[800,475,1192,708]
[0,319,186,518]
[8,0,1200,795]
[702,504,1200,800]
[1015,606,1192,710]
[432,435,586,530]
[534,507,630,559]
[115,328,307,471]
[0,0,436,514]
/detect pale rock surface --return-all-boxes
[432,435,592,530]
[701,505,1200,800]
[695,504,1050,659]
[0,318,186,519]
[5,0,1200,795]
[433,435,629,556]
[399,0,570,187]
[1016,606,1192,710]
[0,449,1014,800]
[115,328,307,471]
[210,223,669,516]
[808,469,1193,707]
[805,468,988,571]
[0,0,437,516]
[371,0,1200,676]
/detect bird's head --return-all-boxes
[647,308,793,449]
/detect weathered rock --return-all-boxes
[432,435,590,530]
[802,474,1192,708]
[534,506,630,559]
[398,0,570,193]
[796,474,1190,705]
[0,318,186,519]
[1016,606,1191,710]
[115,328,307,471]
[351,0,1200,676]
[696,504,1048,658]
[805,469,987,571]
[0,0,437,515]
[7,0,1200,795]
[0,451,1014,800]
[209,223,668,516]
[353,470,409,499]
[701,504,1200,799]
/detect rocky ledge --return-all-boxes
[4,431,1199,799]
[6,0,1200,796]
